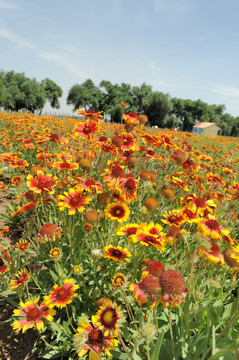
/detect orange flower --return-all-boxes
[129,274,160,307]
[0,226,9,236]
[52,160,79,171]
[11,201,38,217]
[37,223,62,242]
[74,120,99,139]
[77,109,103,119]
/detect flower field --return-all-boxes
[0,110,238,360]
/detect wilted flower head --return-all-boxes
[159,270,188,308]
[37,223,62,242]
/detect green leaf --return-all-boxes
[110,350,130,360]
[150,331,164,360]
[49,269,58,282]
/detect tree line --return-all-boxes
[0,71,238,136]
[0,70,62,114]
[67,79,239,136]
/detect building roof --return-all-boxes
[193,122,220,129]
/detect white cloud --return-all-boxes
[0,0,18,10]
[153,0,166,13]
[0,26,86,79]
[212,85,239,98]
[152,0,193,13]
[0,26,36,49]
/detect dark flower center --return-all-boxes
[125,179,136,190]
[112,249,124,258]
[205,219,220,230]
[88,329,104,345]
[101,309,117,328]
[56,288,67,299]
[126,227,137,236]
[111,206,124,217]
[194,198,206,208]
[27,308,41,321]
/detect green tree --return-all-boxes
[144,91,172,127]
[132,83,153,113]
[3,71,47,113]
[0,71,6,107]
[67,79,100,112]
[21,79,46,113]
[230,117,239,137]
[42,78,62,109]
[98,80,134,122]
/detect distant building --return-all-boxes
[192,122,222,137]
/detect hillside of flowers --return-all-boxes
[0,109,238,360]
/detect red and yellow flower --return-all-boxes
[58,188,91,215]
[74,316,118,359]
[12,297,55,333]
[103,245,132,263]
[159,270,188,308]
[49,248,61,258]
[15,239,31,252]
[27,170,58,194]
[0,248,11,273]
[161,209,188,227]
[10,269,31,290]
[198,244,225,265]
[197,218,229,241]
[44,279,79,309]
[93,301,124,337]
[104,201,130,223]
[112,273,126,288]
[181,193,216,216]
[131,224,166,252]
[116,223,140,239]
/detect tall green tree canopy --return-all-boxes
[0,70,62,113]
[41,78,63,109]
[67,79,100,112]
[144,91,172,127]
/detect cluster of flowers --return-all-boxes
[0,108,238,358]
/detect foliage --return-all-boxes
[67,79,101,112]
[0,71,62,113]
[42,78,63,110]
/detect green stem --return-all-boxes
[169,307,177,360]
[118,332,134,360]
[65,305,76,332]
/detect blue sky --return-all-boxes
[1,0,239,117]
